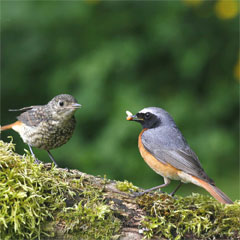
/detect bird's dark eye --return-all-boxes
[59,101,64,107]
[144,112,151,119]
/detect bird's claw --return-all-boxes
[130,191,145,197]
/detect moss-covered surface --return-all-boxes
[0,139,239,240]
[116,180,138,193]
[0,139,121,240]
[116,180,240,239]
[137,190,240,239]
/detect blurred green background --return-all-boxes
[1,0,239,200]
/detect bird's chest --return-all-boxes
[21,118,76,150]
[138,129,181,181]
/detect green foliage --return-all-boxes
[0,140,121,240]
[1,1,239,201]
[138,193,240,239]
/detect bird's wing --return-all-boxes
[9,105,39,112]
[16,106,47,127]
[141,129,214,184]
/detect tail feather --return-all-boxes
[194,177,233,204]
[0,121,21,131]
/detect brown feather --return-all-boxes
[192,176,233,204]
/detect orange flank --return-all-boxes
[138,129,233,204]
[0,121,22,131]
[138,129,180,180]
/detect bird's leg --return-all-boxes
[28,144,41,164]
[132,177,171,197]
[170,182,183,196]
[47,150,58,167]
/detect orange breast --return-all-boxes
[138,129,181,180]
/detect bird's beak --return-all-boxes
[71,103,82,109]
[131,115,144,121]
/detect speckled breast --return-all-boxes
[21,117,76,150]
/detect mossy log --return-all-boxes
[0,140,239,240]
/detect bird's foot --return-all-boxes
[169,191,175,197]
[130,191,145,197]
[130,189,164,197]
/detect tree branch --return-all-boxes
[0,140,239,240]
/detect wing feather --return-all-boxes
[16,106,46,127]
[141,128,214,184]
[9,105,38,112]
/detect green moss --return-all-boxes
[0,139,121,239]
[1,139,239,240]
[138,192,240,239]
[54,172,121,239]
[116,180,139,193]
[0,139,68,239]
[56,189,121,240]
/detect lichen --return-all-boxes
[138,192,240,239]
[0,139,121,239]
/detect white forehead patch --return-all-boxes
[139,108,155,114]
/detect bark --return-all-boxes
[41,166,239,240]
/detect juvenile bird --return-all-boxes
[126,107,233,204]
[1,94,81,166]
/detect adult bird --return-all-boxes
[126,107,233,204]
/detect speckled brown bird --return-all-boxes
[1,94,81,166]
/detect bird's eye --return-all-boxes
[145,112,151,119]
[59,101,64,107]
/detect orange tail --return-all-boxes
[193,177,233,204]
[0,121,21,131]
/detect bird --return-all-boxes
[126,107,233,204]
[1,94,81,166]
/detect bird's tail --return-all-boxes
[0,121,21,131]
[193,176,233,204]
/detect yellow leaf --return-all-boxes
[215,0,239,19]
[234,58,240,81]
